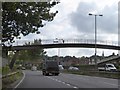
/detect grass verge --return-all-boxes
[2,70,23,89]
[63,70,120,79]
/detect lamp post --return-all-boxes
[88,13,103,66]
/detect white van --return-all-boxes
[98,63,117,72]
[31,66,37,71]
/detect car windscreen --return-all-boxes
[107,65,114,67]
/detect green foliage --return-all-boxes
[16,39,46,61]
[79,65,96,71]
[2,65,11,75]
[2,2,59,43]
[7,39,46,69]
[2,64,18,75]
[2,71,23,88]
[64,70,119,79]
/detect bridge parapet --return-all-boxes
[11,39,118,46]
[1,39,118,47]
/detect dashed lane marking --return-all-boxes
[46,76,79,89]
[73,86,78,88]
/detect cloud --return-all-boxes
[70,2,118,35]
[98,5,118,34]
[70,2,98,34]
[45,48,95,57]
[18,1,118,57]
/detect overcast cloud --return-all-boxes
[70,2,118,35]
[20,0,119,57]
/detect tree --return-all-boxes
[16,39,46,62]
[25,39,46,61]
[2,2,59,69]
[2,2,59,44]
[8,39,46,69]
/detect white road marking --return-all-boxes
[57,80,62,83]
[73,86,78,88]
[14,71,25,88]
[102,81,118,86]
[62,82,65,84]
[66,84,71,86]
[46,76,79,88]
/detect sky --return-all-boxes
[19,0,119,57]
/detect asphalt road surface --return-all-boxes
[17,70,119,88]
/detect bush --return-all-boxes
[12,64,18,71]
[2,71,23,88]
[63,70,119,79]
[79,65,96,71]
[2,64,20,75]
[2,65,11,75]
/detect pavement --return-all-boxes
[16,70,119,89]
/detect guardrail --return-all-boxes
[2,71,19,78]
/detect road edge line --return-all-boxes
[14,71,25,88]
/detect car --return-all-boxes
[68,66,79,70]
[31,66,37,71]
[59,65,64,70]
[98,63,117,72]
[21,67,26,70]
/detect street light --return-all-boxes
[88,13,103,66]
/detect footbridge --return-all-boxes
[2,39,120,50]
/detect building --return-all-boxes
[79,56,89,65]
[60,56,80,66]
[89,52,118,65]
[89,55,103,65]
